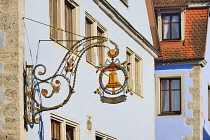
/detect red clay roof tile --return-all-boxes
[153,0,210,8]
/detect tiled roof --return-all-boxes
[156,8,209,62]
[153,0,210,8]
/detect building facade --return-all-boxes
[0,0,25,139]
[153,0,210,139]
[23,0,159,140]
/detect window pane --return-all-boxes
[54,123,57,139]
[50,0,58,39]
[161,91,170,111]
[171,79,180,90]
[97,28,104,65]
[86,19,92,63]
[66,125,74,140]
[171,91,181,111]
[163,16,170,23]
[172,23,180,39]
[85,20,91,37]
[56,123,60,139]
[163,23,170,39]
[51,120,60,140]
[161,80,169,90]
[162,14,181,40]
[65,5,73,48]
[172,16,179,22]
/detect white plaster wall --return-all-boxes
[155,65,193,140]
[202,15,210,139]
[25,0,156,139]
[106,0,153,44]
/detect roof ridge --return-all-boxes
[153,0,210,8]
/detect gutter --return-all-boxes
[155,58,207,67]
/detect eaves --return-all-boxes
[93,0,161,58]
[155,58,207,67]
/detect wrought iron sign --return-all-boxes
[24,36,130,125]
[96,47,128,104]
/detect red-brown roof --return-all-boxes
[153,0,210,8]
[156,8,209,62]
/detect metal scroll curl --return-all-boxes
[24,36,129,125]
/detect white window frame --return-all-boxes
[156,9,185,41]
[95,130,117,140]
[126,47,143,98]
[51,112,80,140]
[85,12,108,66]
[155,73,185,117]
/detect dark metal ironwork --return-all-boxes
[24,36,130,125]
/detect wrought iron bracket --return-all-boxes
[24,36,130,126]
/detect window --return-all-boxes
[85,12,108,66]
[160,78,181,115]
[66,125,74,140]
[51,112,80,140]
[162,13,181,40]
[49,0,79,48]
[51,120,61,140]
[51,120,74,140]
[155,73,184,117]
[65,2,74,48]
[49,0,58,40]
[157,9,184,41]
[95,130,117,140]
[97,28,105,65]
[85,18,93,63]
[65,0,79,49]
[126,48,143,97]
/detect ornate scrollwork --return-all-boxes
[24,36,129,125]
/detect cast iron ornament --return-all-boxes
[24,36,130,125]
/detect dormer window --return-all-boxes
[157,10,184,41]
[162,13,181,40]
